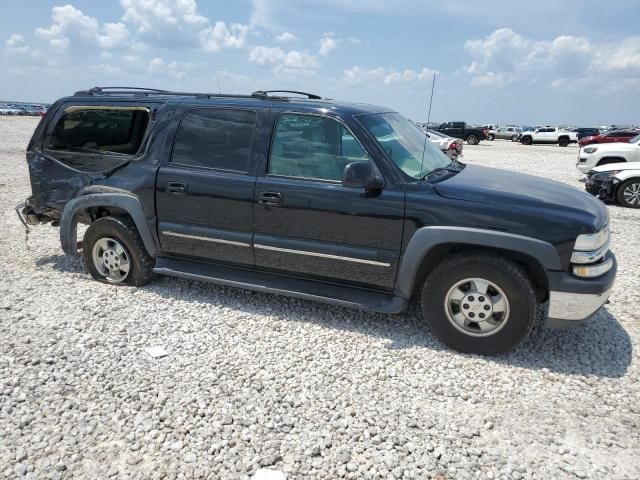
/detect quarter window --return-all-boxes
[268,113,369,181]
[172,108,257,172]
[46,106,150,156]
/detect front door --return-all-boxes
[155,106,262,266]
[253,112,404,290]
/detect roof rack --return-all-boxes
[252,90,322,99]
[73,86,271,100]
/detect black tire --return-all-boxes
[558,137,569,147]
[420,253,538,355]
[487,134,495,141]
[83,216,154,286]
[466,135,479,145]
[521,136,532,145]
[616,179,640,208]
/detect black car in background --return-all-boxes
[19,87,616,355]
[574,127,600,140]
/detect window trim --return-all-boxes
[266,111,373,184]
[42,104,153,161]
[169,105,258,175]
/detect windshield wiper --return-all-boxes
[421,163,461,180]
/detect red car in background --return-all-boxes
[578,130,639,147]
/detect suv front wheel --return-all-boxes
[83,216,154,286]
[420,253,537,355]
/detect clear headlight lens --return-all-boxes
[583,146,598,154]
[574,225,610,251]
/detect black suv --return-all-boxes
[19,87,616,355]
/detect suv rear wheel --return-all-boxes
[466,134,479,145]
[83,216,154,286]
[487,133,495,141]
[420,253,537,355]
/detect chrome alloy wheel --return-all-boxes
[444,278,510,337]
[91,237,131,283]
[623,182,640,206]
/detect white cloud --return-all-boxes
[200,22,249,51]
[343,66,436,86]
[6,34,29,53]
[121,0,207,34]
[35,5,129,52]
[249,46,319,71]
[464,28,640,90]
[319,33,339,56]
[275,32,297,43]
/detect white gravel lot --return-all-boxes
[1,117,639,479]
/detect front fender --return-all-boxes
[59,193,157,257]
[394,226,562,299]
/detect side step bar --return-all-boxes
[153,257,407,314]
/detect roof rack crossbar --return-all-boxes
[252,90,322,100]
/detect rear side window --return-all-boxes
[46,107,150,156]
[171,108,257,172]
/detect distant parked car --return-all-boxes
[487,126,522,142]
[423,128,463,159]
[519,127,578,147]
[435,121,488,145]
[0,104,20,115]
[573,128,600,140]
[577,133,640,173]
[578,130,639,147]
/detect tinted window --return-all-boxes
[452,122,465,128]
[269,113,369,181]
[46,107,150,156]
[172,108,257,172]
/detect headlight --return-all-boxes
[592,170,621,180]
[583,146,598,154]
[574,225,610,251]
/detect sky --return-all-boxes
[2,0,639,126]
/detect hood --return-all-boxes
[434,164,607,228]
[584,142,636,153]
[592,162,640,173]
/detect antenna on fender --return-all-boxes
[419,72,437,178]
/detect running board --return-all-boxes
[153,257,407,314]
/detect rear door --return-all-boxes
[252,112,404,290]
[155,105,264,266]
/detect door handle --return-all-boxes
[166,182,187,195]
[257,191,282,206]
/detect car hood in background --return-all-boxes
[591,162,640,173]
[434,164,607,226]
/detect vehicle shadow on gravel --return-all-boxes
[34,254,85,273]
[34,257,632,379]
[141,277,632,379]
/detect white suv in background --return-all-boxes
[576,133,640,173]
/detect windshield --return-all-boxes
[359,113,452,179]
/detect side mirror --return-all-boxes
[342,161,384,190]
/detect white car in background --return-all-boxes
[424,128,463,159]
[576,133,640,173]
[583,162,640,208]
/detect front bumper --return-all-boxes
[546,251,617,328]
[583,176,615,201]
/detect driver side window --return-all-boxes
[268,113,369,182]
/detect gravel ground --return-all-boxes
[1,116,639,480]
